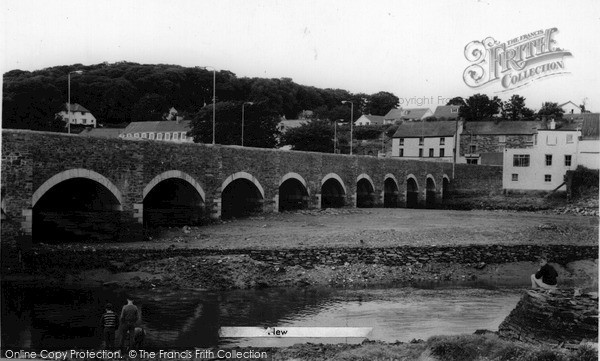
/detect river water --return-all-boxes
[1,282,522,350]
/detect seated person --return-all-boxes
[531,255,558,290]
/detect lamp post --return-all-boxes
[200,66,217,144]
[67,70,83,134]
[241,101,254,146]
[341,100,354,155]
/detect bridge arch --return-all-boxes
[32,169,123,208]
[406,174,419,208]
[220,171,265,219]
[320,173,346,208]
[356,173,376,208]
[278,172,310,211]
[143,171,206,227]
[426,174,437,208]
[31,169,123,242]
[383,174,400,208]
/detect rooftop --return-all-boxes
[463,121,541,135]
[122,120,191,134]
[392,121,457,138]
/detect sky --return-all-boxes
[2,0,599,112]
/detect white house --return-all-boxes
[503,122,579,191]
[355,114,385,126]
[559,101,581,115]
[578,116,600,169]
[119,120,193,142]
[391,121,461,162]
[58,103,97,127]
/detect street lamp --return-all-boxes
[341,100,354,155]
[241,101,254,146]
[67,70,83,134]
[200,66,217,144]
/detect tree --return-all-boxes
[446,97,466,107]
[537,102,564,120]
[189,101,280,148]
[501,94,534,121]
[460,94,502,121]
[365,91,399,116]
[280,119,334,153]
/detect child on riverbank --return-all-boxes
[100,303,118,350]
[531,255,558,291]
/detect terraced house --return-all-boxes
[119,120,193,142]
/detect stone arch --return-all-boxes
[143,171,206,227]
[279,172,310,196]
[143,170,206,201]
[321,173,347,194]
[383,174,400,208]
[442,174,451,202]
[406,174,419,208]
[426,174,437,209]
[320,173,347,208]
[220,171,265,199]
[278,172,310,211]
[32,168,123,209]
[356,173,376,208]
[220,171,265,219]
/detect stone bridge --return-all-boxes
[2,130,458,242]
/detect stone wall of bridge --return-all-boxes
[1,130,501,240]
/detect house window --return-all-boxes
[141,133,148,138]
[399,148,404,157]
[498,135,506,143]
[173,132,179,140]
[467,158,478,165]
[544,174,552,182]
[439,148,445,157]
[546,135,557,145]
[82,119,87,124]
[149,133,155,140]
[134,133,140,138]
[181,132,187,140]
[565,155,572,166]
[566,134,573,143]
[399,138,404,146]
[545,154,552,166]
[512,174,518,181]
[440,138,445,145]
[451,108,458,113]
[127,133,133,138]
[469,145,477,154]
[157,133,163,140]
[165,133,171,140]
[429,148,434,157]
[419,137,424,146]
[419,149,423,157]
[513,154,530,167]
[534,134,538,145]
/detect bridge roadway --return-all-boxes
[1,130,453,241]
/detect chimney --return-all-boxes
[549,118,556,130]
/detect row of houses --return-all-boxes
[389,114,599,192]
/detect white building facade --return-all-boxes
[391,122,460,162]
[58,103,97,127]
[503,129,579,191]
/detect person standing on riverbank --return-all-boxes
[531,255,558,290]
[119,299,141,351]
[100,303,118,350]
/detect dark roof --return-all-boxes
[580,114,600,140]
[432,105,460,119]
[392,121,457,138]
[279,119,308,132]
[359,114,385,125]
[122,120,191,134]
[63,103,91,113]
[79,128,122,138]
[463,121,541,135]
[384,108,403,120]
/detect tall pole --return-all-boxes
[67,70,83,134]
[68,73,71,134]
[211,68,216,145]
[341,100,354,155]
[241,101,253,147]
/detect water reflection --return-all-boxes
[1,282,521,350]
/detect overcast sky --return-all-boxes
[2,0,599,111]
